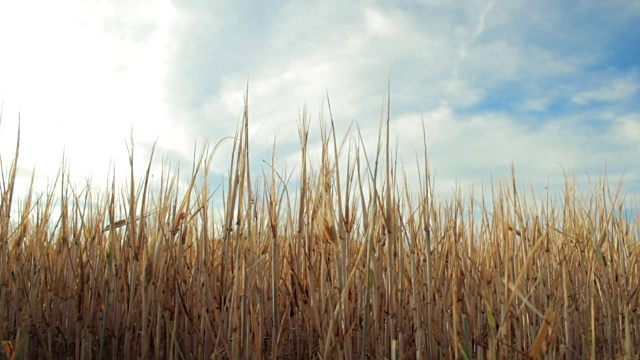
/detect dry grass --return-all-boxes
[0,93,639,359]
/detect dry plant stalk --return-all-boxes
[0,96,638,359]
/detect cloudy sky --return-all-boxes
[1,0,639,207]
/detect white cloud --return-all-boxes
[572,72,640,105]
[364,6,401,37]
[1,0,639,206]
[0,0,181,188]
[611,112,640,147]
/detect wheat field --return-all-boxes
[0,96,639,359]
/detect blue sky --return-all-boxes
[0,0,639,205]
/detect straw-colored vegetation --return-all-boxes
[0,93,639,359]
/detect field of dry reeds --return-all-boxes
[0,94,639,359]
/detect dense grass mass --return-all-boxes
[1,96,639,360]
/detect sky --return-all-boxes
[1,0,639,212]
